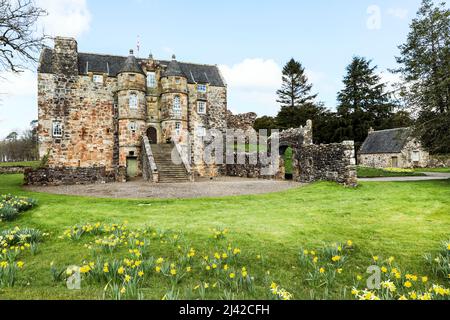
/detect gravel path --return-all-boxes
[25,177,304,199]
[359,172,450,182]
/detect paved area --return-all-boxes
[359,172,450,182]
[25,177,304,199]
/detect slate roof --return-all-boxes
[38,48,226,87]
[162,59,184,78]
[118,51,145,75]
[359,128,411,154]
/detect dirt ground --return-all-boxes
[25,177,304,199]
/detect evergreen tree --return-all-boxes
[337,56,395,147]
[275,58,320,129]
[395,0,450,153]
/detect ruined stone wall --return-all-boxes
[0,166,31,175]
[428,154,450,168]
[24,167,115,186]
[226,111,257,131]
[297,141,357,186]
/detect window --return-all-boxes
[197,101,206,114]
[175,122,182,136]
[129,93,138,109]
[412,151,420,162]
[175,78,181,84]
[147,72,156,88]
[196,125,206,137]
[93,74,103,83]
[129,122,138,133]
[197,84,207,93]
[173,96,181,117]
[52,121,63,137]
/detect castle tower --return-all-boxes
[117,50,147,179]
[160,55,188,144]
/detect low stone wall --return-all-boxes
[428,155,450,168]
[297,141,357,186]
[0,166,31,174]
[24,167,116,186]
[224,141,358,186]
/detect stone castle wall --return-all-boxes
[24,167,115,186]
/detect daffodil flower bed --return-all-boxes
[0,194,37,222]
[0,227,47,288]
[40,222,449,300]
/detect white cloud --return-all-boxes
[219,59,282,116]
[387,8,409,20]
[37,0,92,38]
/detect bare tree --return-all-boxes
[0,0,47,73]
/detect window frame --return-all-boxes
[147,72,156,88]
[175,122,182,136]
[173,95,182,117]
[129,93,138,110]
[197,84,207,93]
[197,101,207,114]
[52,121,63,138]
[93,74,104,84]
[129,122,138,133]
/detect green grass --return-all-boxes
[0,174,449,300]
[0,161,40,168]
[415,167,450,173]
[357,166,426,178]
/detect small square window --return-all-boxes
[175,78,181,84]
[93,75,103,83]
[129,122,138,132]
[197,101,206,114]
[52,121,63,137]
[197,84,207,93]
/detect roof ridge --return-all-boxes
[372,127,410,133]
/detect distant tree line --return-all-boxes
[0,121,38,162]
[255,0,449,154]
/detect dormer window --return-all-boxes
[197,101,206,114]
[129,93,138,109]
[197,84,207,93]
[93,74,103,83]
[52,121,63,138]
[147,72,156,88]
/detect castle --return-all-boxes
[37,37,227,182]
[32,37,357,187]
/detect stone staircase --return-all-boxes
[151,144,190,183]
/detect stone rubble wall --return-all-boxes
[427,154,450,168]
[226,111,257,131]
[297,141,357,186]
[0,166,32,175]
[24,167,115,186]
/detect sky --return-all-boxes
[0,0,431,139]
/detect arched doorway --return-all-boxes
[147,127,158,144]
[279,145,294,180]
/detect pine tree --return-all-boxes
[275,58,319,129]
[395,0,450,153]
[337,56,395,147]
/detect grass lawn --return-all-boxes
[357,166,426,178]
[0,161,40,168]
[0,174,449,300]
[415,168,450,173]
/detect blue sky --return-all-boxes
[0,0,430,139]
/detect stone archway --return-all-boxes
[147,127,158,144]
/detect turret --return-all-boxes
[160,55,188,143]
[116,50,147,179]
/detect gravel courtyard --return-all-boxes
[25,177,303,199]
